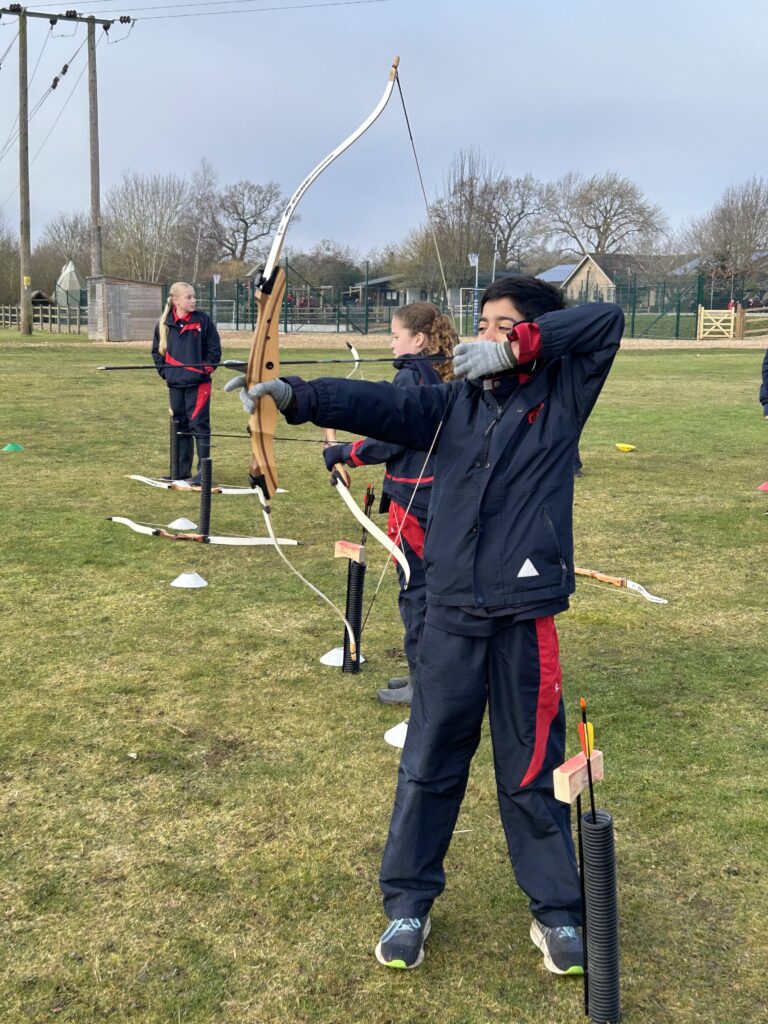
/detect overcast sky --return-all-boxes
[0,0,765,256]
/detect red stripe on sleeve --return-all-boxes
[349,440,366,467]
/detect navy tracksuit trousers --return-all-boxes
[379,616,582,927]
[168,383,211,478]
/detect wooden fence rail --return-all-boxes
[0,304,87,333]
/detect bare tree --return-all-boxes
[0,213,19,304]
[103,171,190,282]
[32,210,91,292]
[175,158,220,282]
[426,148,499,288]
[209,180,284,265]
[685,176,768,284]
[489,173,546,271]
[543,172,667,256]
[39,211,91,266]
[286,239,361,289]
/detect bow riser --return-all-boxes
[247,267,286,497]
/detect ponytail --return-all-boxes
[393,301,458,381]
[157,281,192,356]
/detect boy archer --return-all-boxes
[226,276,623,975]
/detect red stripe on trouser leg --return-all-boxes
[519,616,562,787]
[387,501,425,560]
[191,382,211,420]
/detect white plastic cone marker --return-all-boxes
[320,647,365,666]
[170,571,208,589]
[384,720,408,749]
[168,517,198,530]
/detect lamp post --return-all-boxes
[468,252,480,335]
[212,272,221,324]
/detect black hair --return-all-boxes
[480,274,565,322]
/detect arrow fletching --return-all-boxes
[577,720,594,758]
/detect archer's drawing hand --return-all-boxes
[452,340,518,380]
[223,375,294,415]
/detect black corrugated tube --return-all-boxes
[342,560,366,673]
[582,809,621,1023]
[199,458,213,537]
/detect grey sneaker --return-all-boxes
[387,674,411,689]
[375,916,431,969]
[377,682,413,705]
[529,918,584,975]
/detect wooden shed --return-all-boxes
[88,276,163,342]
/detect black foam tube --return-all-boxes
[171,417,181,480]
[582,809,621,1024]
[199,458,213,537]
[342,559,366,673]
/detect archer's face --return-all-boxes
[477,298,524,342]
[390,317,427,358]
[174,288,197,315]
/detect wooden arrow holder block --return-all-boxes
[553,750,604,804]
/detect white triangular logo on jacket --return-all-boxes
[517,558,539,578]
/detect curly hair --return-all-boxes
[393,301,458,381]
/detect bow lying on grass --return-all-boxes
[575,567,668,604]
[107,516,297,546]
[128,475,268,496]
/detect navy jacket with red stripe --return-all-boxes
[336,355,441,518]
[284,303,623,610]
[151,309,221,388]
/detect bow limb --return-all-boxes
[252,484,357,658]
[575,567,668,605]
[322,427,410,584]
[246,57,400,498]
[331,474,411,587]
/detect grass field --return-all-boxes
[1,334,767,1024]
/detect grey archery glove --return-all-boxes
[452,340,518,381]
[223,374,294,415]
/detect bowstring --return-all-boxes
[395,72,454,324]
[360,68,458,632]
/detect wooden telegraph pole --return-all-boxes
[87,17,103,277]
[0,5,128,325]
[17,8,32,334]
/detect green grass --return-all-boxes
[1,336,767,1023]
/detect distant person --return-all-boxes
[322,302,457,706]
[152,281,221,484]
[761,345,768,418]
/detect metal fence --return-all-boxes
[4,270,768,340]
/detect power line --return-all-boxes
[0,34,88,165]
[0,27,16,65]
[71,0,388,18]
[0,36,97,213]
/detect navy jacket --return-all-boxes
[337,355,442,517]
[761,347,768,414]
[152,310,221,388]
[286,303,623,610]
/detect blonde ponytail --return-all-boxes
[158,281,192,356]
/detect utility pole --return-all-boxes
[18,8,31,334]
[87,18,103,276]
[1,6,130,321]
